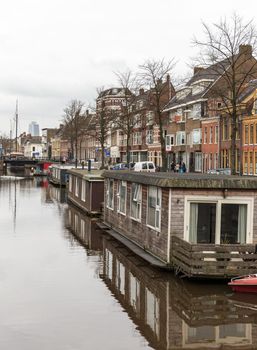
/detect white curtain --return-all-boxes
[189,203,198,243]
[237,204,247,243]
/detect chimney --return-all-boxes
[139,88,144,95]
[239,44,252,58]
[166,74,170,83]
[194,66,204,75]
[86,109,89,116]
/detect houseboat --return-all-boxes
[48,164,74,186]
[102,171,257,278]
[67,169,104,215]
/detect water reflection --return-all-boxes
[101,237,257,349]
[2,178,257,350]
[61,196,257,349]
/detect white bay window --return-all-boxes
[117,180,127,214]
[185,197,253,244]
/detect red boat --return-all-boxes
[228,274,257,293]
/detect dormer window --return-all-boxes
[176,88,191,100]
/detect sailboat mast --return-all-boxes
[15,99,18,152]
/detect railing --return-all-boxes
[171,236,257,278]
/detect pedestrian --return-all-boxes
[175,162,180,173]
[182,162,186,173]
[170,161,175,172]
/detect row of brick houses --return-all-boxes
[45,44,257,174]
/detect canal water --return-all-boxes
[1,178,257,349]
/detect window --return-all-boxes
[165,134,174,150]
[195,152,202,172]
[215,125,218,144]
[117,180,127,214]
[250,124,254,144]
[146,130,153,144]
[210,126,213,144]
[223,119,228,140]
[244,152,248,174]
[192,129,201,144]
[244,124,249,144]
[133,114,141,128]
[131,183,142,221]
[81,179,86,202]
[69,175,72,192]
[75,177,79,197]
[147,186,161,230]
[186,198,252,244]
[176,131,185,146]
[249,152,253,174]
[106,179,114,209]
[132,132,142,145]
[204,127,207,144]
[146,111,154,125]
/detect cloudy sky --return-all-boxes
[0,0,256,135]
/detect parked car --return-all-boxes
[133,161,156,172]
[207,168,231,175]
[111,163,129,170]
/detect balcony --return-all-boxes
[171,236,257,278]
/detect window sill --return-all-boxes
[117,210,126,216]
[146,224,161,233]
[130,216,141,223]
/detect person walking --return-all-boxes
[182,162,186,173]
[170,161,175,172]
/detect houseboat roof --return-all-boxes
[68,169,104,181]
[103,171,257,189]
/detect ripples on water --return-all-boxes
[1,177,257,350]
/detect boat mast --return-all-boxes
[15,99,18,152]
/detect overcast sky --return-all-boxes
[0,0,256,135]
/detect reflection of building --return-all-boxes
[101,235,257,349]
[65,203,103,254]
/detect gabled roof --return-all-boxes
[164,58,232,111]
[238,79,257,103]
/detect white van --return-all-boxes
[133,161,156,172]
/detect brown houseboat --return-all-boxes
[67,169,104,216]
[103,171,257,278]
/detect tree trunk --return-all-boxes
[101,144,105,170]
[231,107,237,175]
[126,137,130,166]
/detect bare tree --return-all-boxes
[62,100,86,167]
[115,70,139,165]
[193,14,257,174]
[90,87,117,169]
[139,59,175,171]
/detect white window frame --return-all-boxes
[184,196,254,244]
[192,129,201,145]
[130,183,142,221]
[69,175,73,192]
[81,179,86,202]
[75,177,79,197]
[147,186,162,231]
[117,180,127,215]
[176,131,185,146]
[146,129,153,144]
[106,179,114,210]
[194,152,202,172]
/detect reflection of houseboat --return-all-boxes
[67,169,104,215]
[103,171,257,278]
[49,164,74,186]
[65,203,103,254]
[102,235,257,349]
